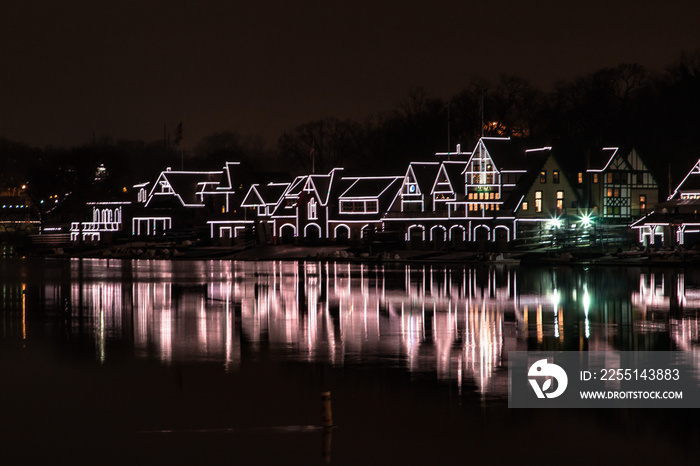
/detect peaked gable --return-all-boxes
[670,160,700,200]
[401,162,440,196]
[241,184,265,207]
[146,170,222,207]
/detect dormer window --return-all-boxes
[159,181,173,193]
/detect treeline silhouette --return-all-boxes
[4,51,700,203]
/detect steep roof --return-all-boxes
[499,148,551,213]
[309,174,332,205]
[669,160,700,199]
[241,182,289,207]
[438,161,468,194]
[149,170,222,207]
[480,137,531,171]
[407,162,441,194]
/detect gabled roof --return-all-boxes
[432,161,467,195]
[499,147,552,213]
[308,174,332,205]
[269,169,343,217]
[241,185,264,207]
[406,162,441,195]
[292,168,344,206]
[669,160,700,200]
[241,182,290,207]
[480,137,531,171]
[147,170,223,207]
[442,161,468,184]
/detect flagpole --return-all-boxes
[174,121,183,170]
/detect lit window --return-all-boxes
[540,171,546,183]
[607,173,613,184]
[578,172,583,184]
[522,201,529,211]
[553,171,560,184]
[640,194,647,212]
[607,188,613,197]
[535,191,542,213]
[593,173,599,183]
[614,188,620,198]
[556,191,564,212]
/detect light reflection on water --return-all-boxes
[6,258,700,399]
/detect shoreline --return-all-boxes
[19,241,700,267]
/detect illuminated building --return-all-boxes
[268,168,345,243]
[582,147,659,220]
[56,138,661,250]
[632,159,700,247]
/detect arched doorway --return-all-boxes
[280,224,296,244]
[335,224,350,245]
[474,225,490,253]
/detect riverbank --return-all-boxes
[23,240,700,267]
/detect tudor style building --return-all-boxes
[582,147,659,221]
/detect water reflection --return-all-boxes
[8,259,700,398]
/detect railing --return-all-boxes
[70,221,121,232]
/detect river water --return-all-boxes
[1,258,699,464]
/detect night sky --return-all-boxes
[2,0,700,148]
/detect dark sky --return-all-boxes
[2,0,700,148]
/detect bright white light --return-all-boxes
[548,217,562,229]
[551,288,560,310]
[582,214,592,227]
